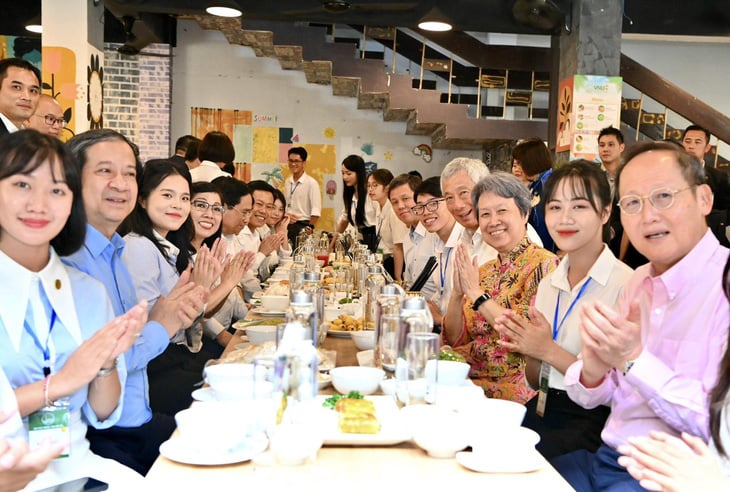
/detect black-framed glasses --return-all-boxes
[36,114,66,127]
[288,158,304,164]
[227,206,252,217]
[411,198,446,216]
[192,200,224,214]
[617,186,693,215]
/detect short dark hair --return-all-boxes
[408,170,423,180]
[0,130,86,255]
[388,173,421,198]
[512,137,553,177]
[212,176,250,207]
[0,58,41,88]
[543,159,612,216]
[413,176,443,202]
[369,168,394,187]
[119,159,194,274]
[248,179,275,200]
[66,129,142,178]
[175,135,200,154]
[598,126,624,145]
[184,140,200,162]
[288,147,307,161]
[198,131,235,164]
[682,124,711,143]
[616,141,706,197]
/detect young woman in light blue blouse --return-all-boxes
[0,130,147,489]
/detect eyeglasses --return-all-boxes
[192,200,224,214]
[367,183,383,190]
[36,114,66,127]
[617,186,693,215]
[227,206,252,217]
[411,198,446,216]
[288,159,303,164]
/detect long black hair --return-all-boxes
[0,130,86,255]
[342,154,367,227]
[119,159,194,274]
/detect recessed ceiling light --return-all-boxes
[418,7,453,32]
[25,16,42,34]
[206,4,242,18]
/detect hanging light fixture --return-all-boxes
[206,2,243,18]
[417,7,452,32]
[25,15,43,34]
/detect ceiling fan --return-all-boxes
[283,1,419,17]
[512,0,568,33]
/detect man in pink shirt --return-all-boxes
[552,141,730,491]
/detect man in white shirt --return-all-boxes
[190,131,233,182]
[285,147,322,243]
[388,173,424,283]
[0,58,41,135]
[239,181,287,281]
[441,158,498,267]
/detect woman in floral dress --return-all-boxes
[442,172,558,404]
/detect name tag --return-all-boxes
[536,361,551,418]
[28,400,71,459]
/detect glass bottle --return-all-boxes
[287,290,318,345]
[363,264,386,332]
[374,283,406,371]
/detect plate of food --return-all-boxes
[233,318,282,330]
[327,314,365,338]
[318,394,410,446]
[251,307,287,317]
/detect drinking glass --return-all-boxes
[377,313,399,372]
[396,332,439,406]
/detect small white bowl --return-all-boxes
[175,402,251,451]
[247,325,278,344]
[402,404,469,459]
[429,360,470,386]
[350,330,375,351]
[470,426,540,463]
[329,366,385,395]
[260,294,290,312]
[460,398,527,428]
[203,363,254,387]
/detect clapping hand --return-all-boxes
[190,245,223,290]
[494,306,553,359]
[454,243,481,300]
[150,270,209,337]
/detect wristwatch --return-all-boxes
[622,359,636,376]
[471,292,491,311]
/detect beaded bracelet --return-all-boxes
[43,375,55,407]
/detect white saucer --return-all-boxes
[455,449,545,473]
[252,307,287,317]
[159,434,268,466]
[191,387,216,402]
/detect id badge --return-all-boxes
[536,361,550,418]
[28,399,71,458]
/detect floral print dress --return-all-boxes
[452,237,558,404]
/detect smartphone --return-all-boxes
[39,477,109,492]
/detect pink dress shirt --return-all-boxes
[565,230,730,449]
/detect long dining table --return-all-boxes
[146,313,576,491]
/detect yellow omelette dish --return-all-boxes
[334,398,381,434]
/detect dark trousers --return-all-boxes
[550,444,646,492]
[147,343,208,417]
[382,254,395,279]
[522,389,609,459]
[287,220,310,247]
[86,413,176,476]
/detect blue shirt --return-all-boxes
[529,169,556,253]
[63,225,169,428]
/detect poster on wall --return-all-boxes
[555,75,622,160]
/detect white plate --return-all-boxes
[356,349,374,367]
[159,434,268,466]
[326,327,352,339]
[318,373,332,390]
[455,449,545,473]
[191,387,216,402]
[251,307,287,317]
[319,395,410,446]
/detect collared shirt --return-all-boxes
[0,113,19,133]
[189,160,230,182]
[224,233,262,301]
[534,245,633,390]
[375,200,408,255]
[285,172,321,221]
[564,230,730,449]
[403,222,427,286]
[420,222,466,315]
[63,225,169,428]
[238,226,265,271]
[0,367,22,439]
[600,162,617,198]
[0,248,126,430]
[339,194,379,233]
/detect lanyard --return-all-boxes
[23,309,58,376]
[438,248,453,294]
[288,180,301,204]
[552,278,591,341]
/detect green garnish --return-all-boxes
[322,390,365,409]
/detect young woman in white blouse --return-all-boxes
[334,155,378,248]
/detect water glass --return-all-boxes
[377,313,400,372]
[396,332,439,406]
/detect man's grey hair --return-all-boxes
[471,171,532,217]
[441,157,490,189]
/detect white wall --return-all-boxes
[171,20,482,223]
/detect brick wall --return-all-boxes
[103,43,171,162]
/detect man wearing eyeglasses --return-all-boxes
[24,94,65,137]
[284,147,321,244]
[552,141,730,491]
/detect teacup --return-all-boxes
[175,402,252,451]
[470,426,540,466]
